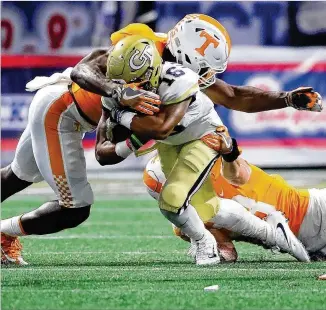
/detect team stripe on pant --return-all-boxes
[53,175,74,208]
[181,154,220,212]
[44,92,74,208]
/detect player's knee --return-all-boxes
[1,165,32,202]
[76,184,94,207]
[159,183,188,212]
[60,183,94,208]
[61,206,91,229]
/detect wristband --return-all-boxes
[222,138,241,162]
[119,111,136,130]
[130,134,143,150]
[115,140,133,158]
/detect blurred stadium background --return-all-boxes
[1,1,326,194]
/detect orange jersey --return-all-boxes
[211,159,310,235]
[70,82,102,125]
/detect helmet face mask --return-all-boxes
[107,35,162,92]
[167,14,231,89]
[198,67,218,89]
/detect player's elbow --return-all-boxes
[95,144,125,166]
[95,150,107,166]
[151,126,172,140]
[70,67,82,85]
[95,145,109,166]
[70,65,87,86]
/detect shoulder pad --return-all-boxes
[158,62,199,105]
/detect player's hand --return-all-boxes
[112,81,161,115]
[201,126,233,153]
[202,126,242,162]
[286,87,323,112]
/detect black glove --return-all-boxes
[285,87,322,112]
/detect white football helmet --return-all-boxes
[167,14,232,89]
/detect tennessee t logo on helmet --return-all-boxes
[167,14,231,89]
[195,31,219,56]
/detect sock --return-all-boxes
[1,216,26,236]
[212,199,274,244]
[160,204,206,241]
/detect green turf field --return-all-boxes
[2,198,326,310]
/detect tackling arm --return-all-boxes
[70,48,119,97]
[95,99,189,165]
[204,79,322,113]
[128,99,191,141]
[71,49,162,115]
[95,110,130,166]
[222,158,251,186]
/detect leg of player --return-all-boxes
[143,154,309,262]
[1,165,32,202]
[1,86,94,266]
[1,124,43,265]
[1,201,91,266]
[211,199,310,262]
[1,123,41,203]
[298,188,326,260]
[158,141,220,266]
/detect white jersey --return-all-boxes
[157,62,223,145]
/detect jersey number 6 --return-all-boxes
[162,67,185,86]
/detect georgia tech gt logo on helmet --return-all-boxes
[129,44,153,70]
[107,35,162,90]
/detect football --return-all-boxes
[111,124,132,144]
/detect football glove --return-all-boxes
[285,87,323,112]
[112,81,161,115]
[105,118,117,141]
[201,126,242,162]
[109,106,127,124]
[201,125,233,153]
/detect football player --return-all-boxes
[143,127,326,261]
[71,14,322,114]
[0,49,161,266]
[96,35,310,264]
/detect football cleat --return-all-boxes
[1,233,28,266]
[209,227,238,263]
[187,239,197,259]
[195,230,221,266]
[266,212,310,262]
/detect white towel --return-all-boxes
[25,67,73,92]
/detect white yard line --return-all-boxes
[24,235,174,240]
[4,207,156,212]
[25,251,182,255]
[2,288,324,293]
[81,221,150,226]
[90,208,157,212]
[3,267,325,273]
